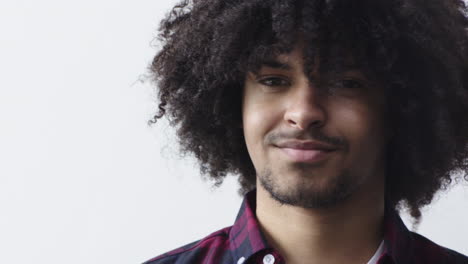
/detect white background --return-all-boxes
[0,0,467,263]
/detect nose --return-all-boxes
[283,81,326,130]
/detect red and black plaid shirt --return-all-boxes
[144,190,468,264]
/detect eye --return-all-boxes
[258,76,290,87]
[333,79,366,89]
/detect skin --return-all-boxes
[241,41,389,264]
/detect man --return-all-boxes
[145,0,468,263]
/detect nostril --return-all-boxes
[287,118,325,131]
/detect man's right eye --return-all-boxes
[258,77,290,87]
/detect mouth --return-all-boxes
[278,147,336,163]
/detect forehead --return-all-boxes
[255,45,362,77]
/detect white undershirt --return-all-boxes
[366,240,385,264]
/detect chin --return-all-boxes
[258,167,359,209]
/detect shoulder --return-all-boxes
[142,226,233,264]
[410,231,468,264]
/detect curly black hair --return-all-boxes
[148,0,468,220]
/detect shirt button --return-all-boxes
[237,256,246,264]
[263,254,275,264]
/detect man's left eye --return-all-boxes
[335,79,365,89]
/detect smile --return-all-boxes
[279,147,335,163]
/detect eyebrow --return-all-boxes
[256,58,366,77]
[259,59,293,71]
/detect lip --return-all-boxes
[278,147,335,163]
[275,140,339,151]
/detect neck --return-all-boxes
[255,177,384,264]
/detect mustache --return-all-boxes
[266,129,347,149]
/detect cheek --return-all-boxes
[332,101,386,157]
[242,103,267,166]
[242,93,280,169]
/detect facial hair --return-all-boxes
[258,162,365,209]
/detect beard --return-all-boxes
[258,162,365,209]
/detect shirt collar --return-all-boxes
[381,200,413,264]
[229,189,271,262]
[229,189,416,264]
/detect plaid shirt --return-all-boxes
[144,190,468,264]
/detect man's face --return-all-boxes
[241,43,388,209]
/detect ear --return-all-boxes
[385,127,396,144]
